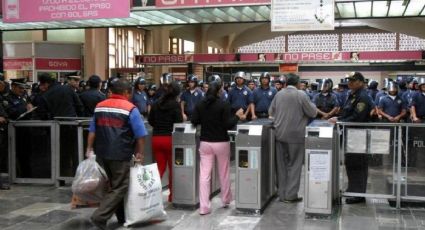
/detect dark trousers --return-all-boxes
[0,128,8,174]
[92,157,130,223]
[345,154,368,193]
[275,141,304,200]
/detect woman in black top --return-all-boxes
[148,82,183,202]
[191,77,243,215]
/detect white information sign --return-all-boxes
[370,129,391,154]
[271,0,335,31]
[308,150,330,182]
[346,129,367,153]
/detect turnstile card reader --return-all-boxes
[235,119,276,214]
[172,123,199,208]
[305,120,339,216]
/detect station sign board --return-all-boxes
[3,58,33,70]
[136,51,424,65]
[2,0,130,23]
[154,0,270,8]
[35,58,81,70]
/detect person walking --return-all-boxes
[269,73,317,203]
[191,76,244,215]
[86,79,147,229]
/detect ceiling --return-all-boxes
[0,0,424,31]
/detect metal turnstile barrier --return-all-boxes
[305,120,340,216]
[172,122,221,209]
[8,120,58,184]
[235,119,276,214]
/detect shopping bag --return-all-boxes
[71,155,108,202]
[124,163,167,227]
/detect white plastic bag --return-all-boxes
[72,155,108,202]
[124,163,167,227]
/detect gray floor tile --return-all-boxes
[30,210,79,225]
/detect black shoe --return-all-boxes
[90,217,107,230]
[283,197,303,203]
[345,197,365,204]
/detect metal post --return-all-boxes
[396,125,402,209]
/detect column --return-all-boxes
[84,28,108,80]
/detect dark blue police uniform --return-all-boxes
[180,88,204,119]
[228,85,253,113]
[313,92,339,117]
[5,92,30,120]
[132,90,148,115]
[339,88,373,195]
[410,91,425,120]
[378,95,406,118]
[253,86,276,117]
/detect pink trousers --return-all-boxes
[199,141,232,214]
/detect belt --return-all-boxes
[255,112,269,118]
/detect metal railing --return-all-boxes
[337,122,425,209]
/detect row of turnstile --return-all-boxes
[6,117,339,216]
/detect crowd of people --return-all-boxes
[0,70,425,228]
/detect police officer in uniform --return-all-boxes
[131,76,148,117]
[247,79,256,91]
[0,78,9,190]
[253,72,277,118]
[367,80,379,102]
[313,78,339,119]
[329,72,373,204]
[228,71,254,120]
[5,78,33,120]
[147,84,157,114]
[180,74,204,121]
[410,78,425,123]
[377,82,406,123]
[79,75,106,117]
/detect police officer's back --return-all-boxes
[79,75,106,117]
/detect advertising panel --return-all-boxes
[2,0,130,23]
[271,0,334,31]
[155,0,270,8]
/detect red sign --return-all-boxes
[156,0,270,8]
[35,58,81,70]
[2,0,129,23]
[136,54,193,64]
[3,58,33,70]
[280,63,298,72]
[279,52,343,62]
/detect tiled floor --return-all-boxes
[1,167,425,230]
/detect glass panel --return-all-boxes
[15,126,52,179]
[404,0,425,16]
[404,126,425,197]
[338,2,356,18]
[341,125,396,196]
[372,1,389,17]
[388,0,405,17]
[109,44,116,55]
[355,2,372,18]
[59,125,79,177]
[108,28,115,43]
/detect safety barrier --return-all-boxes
[337,122,425,208]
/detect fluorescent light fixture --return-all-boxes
[404,0,425,16]
[355,1,372,17]
[388,0,405,16]
[372,1,389,17]
[338,2,356,18]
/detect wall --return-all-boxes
[47,29,84,42]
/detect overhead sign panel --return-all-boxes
[271,0,334,31]
[155,0,270,8]
[2,0,130,23]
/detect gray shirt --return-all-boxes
[269,85,317,144]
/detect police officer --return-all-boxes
[66,72,81,93]
[403,78,418,106]
[375,78,392,106]
[377,81,406,122]
[147,84,157,114]
[329,72,373,204]
[155,73,173,100]
[273,75,286,92]
[410,78,425,123]
[247,79,256,91]
[313,78,339,119]
[0,78,9,190]
[5,78,33,120]
[228,71,254,120]
[180,74,204,121]
[131,76,148,117]
[367,80,379,101]
[253,72,276,118]
[79,75,106,117]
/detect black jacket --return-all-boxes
[37,83,84,119]
[148,99,182,136]
[79,89,106,117]
[339,88,373,122]
[191,97,239,142]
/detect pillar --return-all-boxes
[84,28,108,80]
[145,26,170,85]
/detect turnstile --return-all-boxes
[172,122,220,209]
[304,120,340,216]
[235,119,276,214]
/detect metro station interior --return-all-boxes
[1,0,425,229]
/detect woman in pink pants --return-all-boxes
[191,75,244,215]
